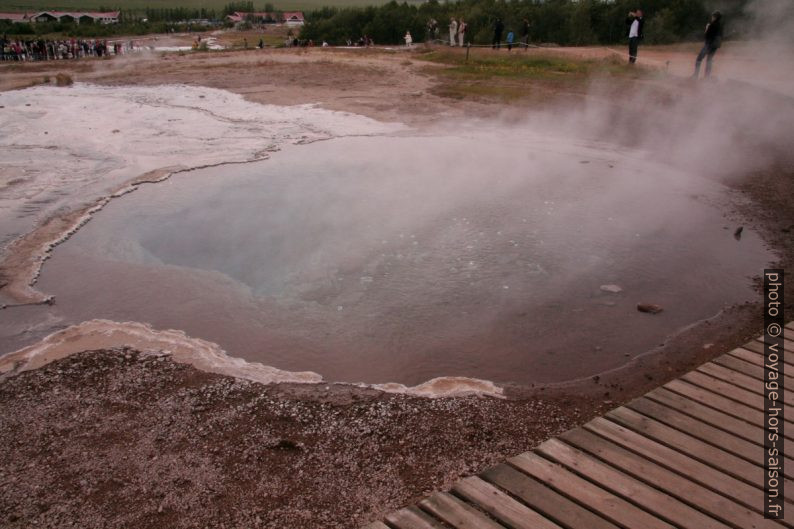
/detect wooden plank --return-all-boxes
[607,405,787,480]
[419,492,505,529]
[537,438,731,529]
[480,464,621,529]
[646,388,766,444]
[713,354,794,390]
[560,427,787,529]
[385,506,449,529]
[697,361,768,394]
[680,370,794,423]
[608,405,794,482]
[508,452,676,529]
[746,339,794,365]
[752,337,793,352]
[663,378,794,431]
[626,397,769,462]
[697,363,794,407]
[682,368,764,405]
[371,325,794,529]
[712,353,768,380]
[664,378,764,423]
[727,347,794,379]
[452,476,562,529]
[584,415,794,506]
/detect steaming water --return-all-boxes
[18,131,771,385]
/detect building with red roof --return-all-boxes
[0,11,119,24]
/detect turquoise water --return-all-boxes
[27,133,771,385]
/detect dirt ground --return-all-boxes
[1,37,793,528]
[2,39,790,122]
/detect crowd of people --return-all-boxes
[425,8,724,76]
[424,16,531,50]
[0,36,132,61]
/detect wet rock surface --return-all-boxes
[0,350,598,529]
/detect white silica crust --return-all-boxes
[0,83,401,252]
[0,320,504,398]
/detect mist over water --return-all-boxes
[25,129,770,385]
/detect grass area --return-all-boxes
[223,32,284,47]
[415,47,650,102]
[422,48,588,79]
[0,0,424,12]
[421,48,654,78]
[432,82,531,102]
[417,49,593,80]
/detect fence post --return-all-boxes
[466,41,470,62]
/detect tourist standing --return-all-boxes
[521,18,530,49]
[493,18,504,49]
[693,11,723,78]
[626,9,644,64]
[404,31,413,47]
[458,19,467,47]
[449,18,458,46]
[427,18,438,43]
[506,30,514,51]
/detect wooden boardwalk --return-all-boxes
[365,322,793,529]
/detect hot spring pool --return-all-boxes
[26,131,771,385]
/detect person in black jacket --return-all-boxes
[693,11,723,78]
[493,18,504,49]
[626,9,644,64]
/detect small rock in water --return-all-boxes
[600,284,622,293]
[637,303,663,314]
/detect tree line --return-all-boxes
[141,3,276,22]
[300,0,754,47]
[0,0,755,45]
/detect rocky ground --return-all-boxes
[0,349,602,529]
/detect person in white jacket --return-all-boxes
[458,19,467,47]
[404,31,413,47]
[449,18,458,46]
